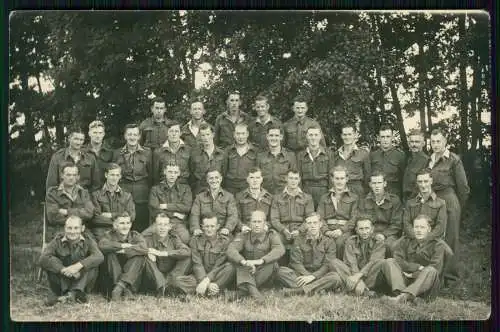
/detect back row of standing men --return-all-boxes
[44,92,470,258]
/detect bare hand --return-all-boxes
[219,228,230,236]
[290,230,300,238]
[346,273,362,291]
[375,233,385,242]
[403,271,413,278]
[159,204,167,210]
[296,275,315,287]
[101,212,113,219]
[148,253,157,262]
[283,229,292,241]
[193,229,203,236]
[59,209,68,216]
[207,283,219,295]
[331,229,343,238]
[121,243,134,249]
[241,225,251,233]
[325,230,335,238]
[173,212,185,219]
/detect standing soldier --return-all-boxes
[39,215,104,306]
[297,125,332,209]
[112,124,153,232]
[226,210,285,303]
[139,97,171,150]
[428,128,470,254]
[90,163,136,241]
[317,165,359,259]
[214,91,251,149]
[45,162,95,241]
[247,95,282,149]
[152,120,191,185]
[278,212,342,297]
[369,125,406,199]
[358,172,403,256]
[46,127,100,193]
[235,167,274,233]
[270,169,315,265]
[190,169,239,237]
[222,123,259,195]
[332,122,371,198]
[84,120,114,189]
[181,99,209,149]
[257,124,297,195]
[403,129,430,202]
[189,124,225,195]
[283,96,326,153]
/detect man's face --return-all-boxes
[379,129,393,150]
[199,128,214,146]
[68,133,85,150]
[156,217,172,237]
[286,172,301,190]
[254,100,269,118]
[416,174,433,194]
[304,215,321,237]
[369,175,386,196]
[164,166,180,184]
[226,93,241,112]
[266,129,283,148]
[151,101,166,118]
[167,125,181,143]
[64,218,84,242]
[124,128,140,146]
[88,127,105,145]
[113,217,132,236]
[356,219,373,240]
[190,102,205,120]
[306,128,322,148]
[430,133,446,153]
[331,170,348,191]
[292,102,308,118]
[341,127,356,146]
[207,171,222,191]
[247,171,263,189]
[414,218,431,240]
[234,126,249,145]
[62,166,79,186]
[105,168,122,187]
[202,217,219,237]
[249,213,266,233]
[408,134,425,153]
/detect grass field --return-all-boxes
[9,203,492,321]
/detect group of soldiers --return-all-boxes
[38,92,470,306]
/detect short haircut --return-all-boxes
[201,212,219,224]
[247,167,262,176]
[416,168,432,178]
[292,95,308,104]
[408,128,424,137]
[305,211,322,222]
[306,124,322,133]
[379,124,393,133]
[65,215,83,226]
[370,171,386,181]
[151,97,166,105]
[250,210,267,221]
[234,122,249,132]
[206,167,221,177]
[266,123,283,134]
[89,120,105,130]
[355,213,373,227]
[413,214,432,227]
[254,94,269,103]
[114,211,131,221]
[330,165,348,175]
[67,126,85,137]
[430,128,447,139]
[340,122,357,132]
[163,162,180,171]
[199,123,213,133]
[167,120,181,129]
[106,163,122,173]
[124,123,140,133]
[287,168,300,176]
[155,212,170,222]
[227,90,240,97]
[61,161,79,174]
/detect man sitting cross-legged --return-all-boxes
[383,214,447,304]
[141,213,192,299]
[174,213,236,298]
[226,210,285,303]
[277,212,342,297]
[98,212,148,301]
[39,215,104,306]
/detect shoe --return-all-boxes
[111,284,124,301]
[156,286,166,298]
[176,293,190,302]
[123,286,135,300]
[58,291,76,304]
[74,290,88,303]
[44,293,59,307]
[397,292,414,304]
[282,287,304,297]
[247,286,265,303]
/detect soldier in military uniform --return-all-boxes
[214,91,251,149]
[84,120,114,189]
[235,167,273,233]
[402,129,430,202]
[277,212,342,297]
[332,122,371,198]
[257,124,297,195]
[181,99,210,149]
[226,210,285,303]
[247,95,282,149]
[369,125,406,199]
[138,97,171,150]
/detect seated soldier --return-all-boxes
[358,172,402,256]
[98,212,148,301]
[317,165,359,259]
[46,161,95,241]
[226,210,285,303]
[142,213,192,299]
[332,215,387,296]
[143,163,192,244]
[278,212,342,297]
[270,169,314,265]
[174,213,236,298]
[90,163,136,240]
[190,168,239,237]
[383,214,447,303]
[39,215,104,306]
[235,167,273,233]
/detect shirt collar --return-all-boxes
[416,191,437,203]
[245,188,267,200]
[162,139,185,149]
[329,187,350,196]
[57,183,82,196]
[103,183,122,193]
[187,119,206,131]
[207,187,224,199]
[430,149,450,162]
[223,110,247,122]
[61,234,85,243]
[255,115,272,125]
[366,191,390,205]
[283,186,304,198]
[161,181,179,190]
[121,144,145,154]
[64,148,83,160]
[250,231,267,243]
[306,233,322,243]
[337,144,359,159]
[306,146,326,160]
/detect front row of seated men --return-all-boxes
[39,209,449,306]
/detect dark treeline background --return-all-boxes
[8,11,491,219]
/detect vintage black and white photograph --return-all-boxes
[8,10,491,321]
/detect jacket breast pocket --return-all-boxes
[142,128,153,144]
[278,200,292,219]
[294,199,306,216]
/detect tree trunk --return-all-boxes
[470,52,482,152]
[416,44,427,134]
[458,15,469,153]
[389,83,409,151]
